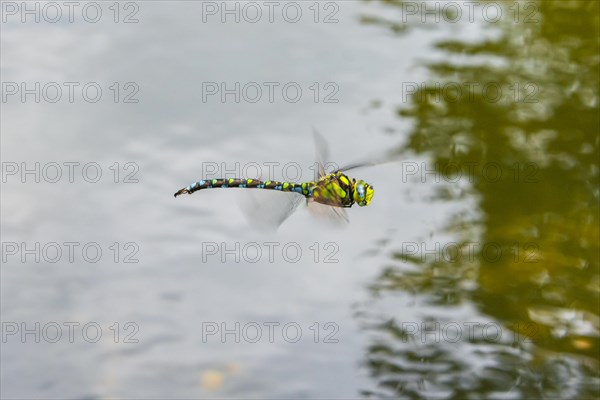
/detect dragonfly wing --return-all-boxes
[336,153,400,173]
[237,190,304,231]
[336,160,378,173]
[307,199,349,226]
[314,129,393,175]
[313,128,330,179]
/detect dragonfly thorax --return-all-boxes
[310,172,374,208]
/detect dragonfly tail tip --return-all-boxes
[174,188,189,197]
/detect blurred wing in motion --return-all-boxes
[314,127,400,174]
[307,199,349,226]
[336,154,400,173]
[313,128,330,179]
[237,189,305,231]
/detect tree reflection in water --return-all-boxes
[358,1,599,398]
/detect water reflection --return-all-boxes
[358,1,599,398]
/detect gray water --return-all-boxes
[2,1,598,399]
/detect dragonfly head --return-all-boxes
[353,180,374,206]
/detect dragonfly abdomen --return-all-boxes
[174,178,313,197]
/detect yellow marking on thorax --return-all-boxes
[333,184,347,198]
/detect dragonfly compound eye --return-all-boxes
[354,181,372,206]
[357,185,365,198]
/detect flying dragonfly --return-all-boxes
[174,131,380,228]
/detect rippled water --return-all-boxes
[2,1,598,399]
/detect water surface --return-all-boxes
[1,1,598,399]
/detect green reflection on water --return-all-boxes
[359,1,599,398]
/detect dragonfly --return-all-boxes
[174,131,378,228]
